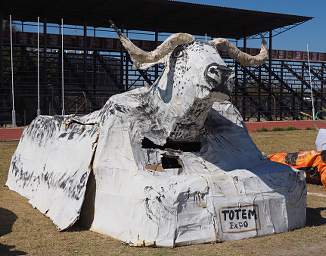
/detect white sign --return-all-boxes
[220,205,259,233]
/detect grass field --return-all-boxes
[1,130,326,256]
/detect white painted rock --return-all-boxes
[6,39,306,247]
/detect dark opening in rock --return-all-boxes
[161,155,182,169]
[142,137,201,152]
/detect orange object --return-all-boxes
[268,150,326,187]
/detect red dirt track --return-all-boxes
[245,120,326,132]
[0,128,24,142]
[1,120,326,141]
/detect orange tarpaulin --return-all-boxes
[269,150,326,187]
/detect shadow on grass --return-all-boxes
[0,207,27,255]
[306,207,326,227]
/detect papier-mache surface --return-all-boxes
[6,114,99,230]
[6,40,307,246]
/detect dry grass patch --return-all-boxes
[0,130,326,256]
[250,129,318,155]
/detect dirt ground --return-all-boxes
[0,130,326,256]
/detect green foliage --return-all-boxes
[257,128,269,132]
[271,127,285,131]
[285,126,299,131]
[257,126,301,132]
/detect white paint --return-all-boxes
[6,40,306,247]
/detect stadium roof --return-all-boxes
[0,0,312,39]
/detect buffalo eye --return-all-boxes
[172,46,184,58]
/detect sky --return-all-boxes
[179,0,326,52]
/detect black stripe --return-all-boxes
[285,152,299,165]
[321,150,326,162]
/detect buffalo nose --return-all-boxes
[204,63,232,93]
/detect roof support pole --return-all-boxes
[301,61,304,113]
[83,23,87,94]
[306,44,315,120]
[9,15,16,127]
[154,31,159,79]
[242,36,247,121]
[61,18,65,116]
[234,39,239,108]
[280,61,284,120]
[0,14,3,89]
[119,29,124,92]
[321,63,324,112]
[268,30,273,120]
[92,28,97,96]
[37,17,40,116]
[287,62,296,119]
[43,20,49,114]
[258,66,261,121]
[125,30,129,91]
[234,60,238,107]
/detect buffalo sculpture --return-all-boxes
[6,24,306,247]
